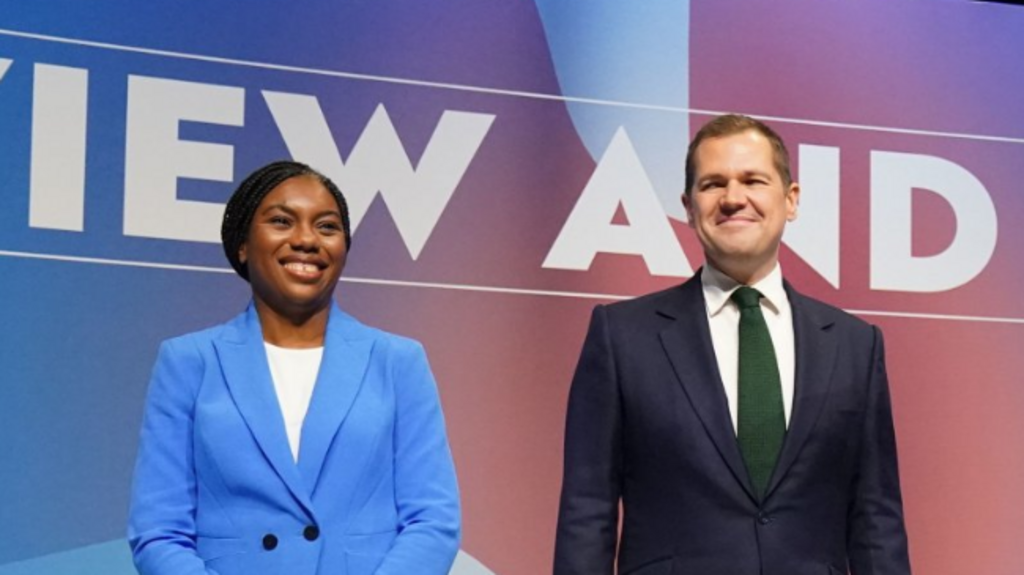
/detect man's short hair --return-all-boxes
[684,114,792,195]
[220,160,352,282]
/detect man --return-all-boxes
[554,114,911,575]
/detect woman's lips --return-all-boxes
[282,261,324,280]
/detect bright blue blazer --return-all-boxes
[128,302,460,575]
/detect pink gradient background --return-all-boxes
[341,2,1024,572]
[1,0,1021,573]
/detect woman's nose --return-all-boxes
[290,223,319,250]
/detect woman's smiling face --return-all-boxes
[239,175,348,319]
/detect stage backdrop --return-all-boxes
[2,1,1023,573]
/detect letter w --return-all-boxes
[264,93,494,259]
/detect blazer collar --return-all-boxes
[762,282,837,500]
[658,274,757,501]
[657,273,839,504]
[296,304,375,497]
[212,301,374,512]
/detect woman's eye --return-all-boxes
[318,222,341,233]
[269,216,290,226]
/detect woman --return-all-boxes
[128,161,460,575]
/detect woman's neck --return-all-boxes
[254,299,330,348]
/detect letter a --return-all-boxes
[543,127,692,277]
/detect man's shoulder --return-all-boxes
[603,281,692,317]
[590,280,702,340]
[787,286,876,335]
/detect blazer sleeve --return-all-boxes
[847,326,912,575]
[127,338,218,575]
[373,339,461,575]
[554,305,622,575]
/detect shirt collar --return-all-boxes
[701,262,787,318]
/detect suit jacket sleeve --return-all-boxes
[127,338,218,575]
[374,339,461,575]
[554,305,622,575]
[847,326,912,575]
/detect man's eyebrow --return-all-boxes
[698,169,773,182]
[697,173,726,184]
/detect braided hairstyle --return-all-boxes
[221,160,352,281]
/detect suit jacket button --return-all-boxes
[262,534,279,550]
[757,513,772,525]
[304,525,320,541]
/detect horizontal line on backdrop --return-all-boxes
[3,249,1022,325]
[2,28,1024,146]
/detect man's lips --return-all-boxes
[716,215,758,226]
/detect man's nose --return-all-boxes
[720,181,748,207]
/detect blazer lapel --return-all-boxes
[658,275,757,502]
[213,304,314,515]
[763,285,838,499]
[296,304,374,497]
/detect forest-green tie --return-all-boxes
[731,286,785,499]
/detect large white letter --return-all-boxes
[0,58,12,81]
[263,93,494,259]
[782,145,841,287]
[870,151,997,292]
[124,76,244,242]
[29,64,89,232]
[543,127,692,277]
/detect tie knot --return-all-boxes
[731,286,763,310]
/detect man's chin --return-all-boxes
[707,246,761,265]
[706,250,777,279]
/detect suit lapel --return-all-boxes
[213,304,314,515]
[296,304,374,497]
[763,284,837,499]
[658,275,757,502]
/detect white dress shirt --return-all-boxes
[264,343,323,461]
[701,263,795,433]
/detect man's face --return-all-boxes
[683,129,799,283]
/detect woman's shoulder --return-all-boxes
[329,306,424,352]
[157,312,246,357]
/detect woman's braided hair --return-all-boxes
[221,160,352,281]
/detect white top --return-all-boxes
[264,343,324,461]
[701,263,796,433]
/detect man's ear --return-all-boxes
[682,192,695,227]
[786,182,800,222]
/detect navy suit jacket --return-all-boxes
[128,302,460,575]
[554,274,910,575]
